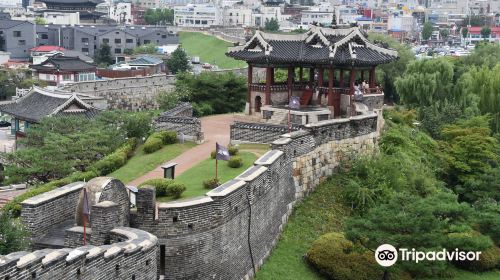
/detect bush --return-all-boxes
[157,131,177,145]
[227,156,243,168]
[142,136,163,154]
[139,178,186,198]
[203,178,220,189]
[228,145,239,156]
[306,233,384,280]
[92,138,137,175]
[210,150,216,159]
[167,182,186,199]
[0,211,29,255]
[455,246,500,272]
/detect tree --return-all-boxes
[167,47,190,74]
[367,32,415,103]
[439,28,449,40]
[461,27,469,40]
[480,26,491,40]
[345,192,493,277]
[94,43,114,66]
[133,43,158,54]
[462,15,486,27]
[264,18,280,32]
[0,212,28,255]
[34,17,47,25]
[144,8,174,25]
[421,22,433,40]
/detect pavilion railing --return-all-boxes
[249,83,308,92]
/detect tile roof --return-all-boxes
[30,46,66,52]
[0,19,31,29]
[128,56,163,65]
[30,55,96,72]
[226,26,399,67]
[40,0,103,4]
[0,86,100,122]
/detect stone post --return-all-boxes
[135,186,157,228]
[90,201,120,246]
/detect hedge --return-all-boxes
[306,232,385,280]
[228,156,243,168]
[142,131,177,154]
[203,178,220,189]
[139,178,186,199]
[2,139,138,218]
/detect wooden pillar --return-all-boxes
[339,69,344,88]
[270,67,275,84]
[328,67,334,106]
[287,67,293,102]
[247,65,253,114]
[369,66,376,88]
[318,67,324,104]
[309,68,314,87]
[360,70,365,81]
[265,67,272,105]
[349,68,356,95]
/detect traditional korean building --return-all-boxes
[226,25,398,123]
[29,54,97,86]
[0,86,103,137]
[38,0,105,22]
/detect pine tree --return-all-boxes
[167,47,190,74]
[95,43,114,66]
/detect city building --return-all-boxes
[43,11,80,25]
[37,0,106,22]
[300,3,334,27]
[29,54,97,86]
[0,19,36,60]
[174,3,221,27]
[461,26,500,44]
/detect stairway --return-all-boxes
[267,110,288,125]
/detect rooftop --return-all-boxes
[30,55,96,72]
[30,45,66,52]
[226,25,398,67]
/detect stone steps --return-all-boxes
[267,111,288,125]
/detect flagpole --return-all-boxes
[215,158,218,181]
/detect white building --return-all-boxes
[43,12,80,25]
[387,13,415,33]
[337,5,360,24]
[174,4,221,27]
[300,3,333,27]
[137,0,160,9]
[222,4,253,27]
[110,2,133,25]
[252,4,290,28]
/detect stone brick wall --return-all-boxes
[153,103,204,142]
[61,74,176,111]
[21,182,85,241]
[230,122,301,144]
[362,94,384,111]
[0,227,158,280]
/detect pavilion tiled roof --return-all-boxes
[226,26,399,67]
[0,87,100,123]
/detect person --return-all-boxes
[361,80,367,93]
[354,82,363,101]
[375,85,381,94]
[363,80,369,94]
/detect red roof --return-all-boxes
[30,45,66,52]
[466,26,500,34]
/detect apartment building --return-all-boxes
[174,4,221,27]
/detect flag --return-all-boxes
[289,96,300,109]
[216,143,231,161]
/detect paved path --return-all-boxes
[128,114,235,186]
[0,189,26,208]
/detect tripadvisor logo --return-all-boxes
[375,244,482,267]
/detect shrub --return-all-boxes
[142,136,163,154]
[157,131,177,144]
[92,139,137,175]
[167,182,186,199]
[0,211,29,255]
[227,156,243,168]
[210,150,216,159]
[139,178,186,199]
[306,232,384,280]
[203,178,220,189]
[228,145,239,156]
[455,246,500,272]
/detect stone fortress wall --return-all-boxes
[2,111,381,280]
[153,102,204,142]
[61,74,176,111]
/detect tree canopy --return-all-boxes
[94,43,114,66]
[144,8,174,25]
[167,47,190,74]
[264,18,280,32]
[421,22,433,40]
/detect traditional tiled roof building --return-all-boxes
[226,25,398,120]
[29,55,97,86]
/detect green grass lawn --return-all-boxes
[157,151,257,202]
[179,32,247,69]
[109,142,196,183]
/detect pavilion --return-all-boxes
[226,25,398,123]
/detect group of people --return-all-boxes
[353,80,383,101]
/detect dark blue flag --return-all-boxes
[216,143,231,161]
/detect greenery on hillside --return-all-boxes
[179,32,246,69]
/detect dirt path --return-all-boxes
[128,114,235,186]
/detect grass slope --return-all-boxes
[109,142,196,183]
[255,179,349,280]
[157,151,257,202]
[179,32,247,69]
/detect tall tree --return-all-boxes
[167,47,190,74]
[144,8,174,25]
[421,22,433,40]
[480,26,491,40]
[264,18,280,32]
[461,27,469,39]
[439,28,449,40]
[94,43,114,66]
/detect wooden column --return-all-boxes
[265,67,272,105]
[318,67,324,104]
[349,68,356,95]
[360,70,365,81]
[328,67,334,106]
[309,68,314,88]
[247,65,253,114]
[339,69,344,88]
[287,67,293,102]
[270,67,275,84]
[369,66,376,88]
